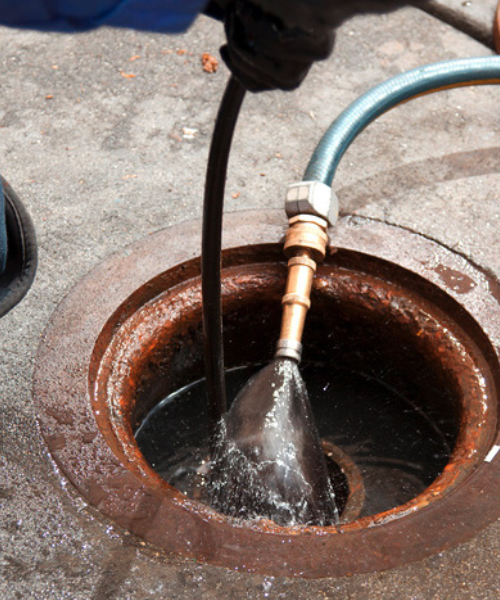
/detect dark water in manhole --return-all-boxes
[135,363,453,519]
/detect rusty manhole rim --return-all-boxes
[34,211,500,578]
[93,248,494,529]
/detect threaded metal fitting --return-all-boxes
[285,181,338,227]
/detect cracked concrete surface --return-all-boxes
[1,4,500,599]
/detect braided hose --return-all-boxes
[304,56,500,186]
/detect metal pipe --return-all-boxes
[276,215,329,362]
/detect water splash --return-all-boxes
[207,358,339,526]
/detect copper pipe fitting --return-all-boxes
[276,215,329,362]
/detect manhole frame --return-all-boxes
[33,211,500,578]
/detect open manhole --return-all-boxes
[34,211,500,578]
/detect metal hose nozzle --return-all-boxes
[275,214,329,362]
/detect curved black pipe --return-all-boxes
[202,76,246,434]
[0,177,37,318]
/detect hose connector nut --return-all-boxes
[285,181,338,228]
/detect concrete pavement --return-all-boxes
[1,4,500,598]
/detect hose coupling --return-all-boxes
[275,339,303,362]
[285,181,338,227]
[276,212,330,362]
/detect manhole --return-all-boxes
[34,211,500,578]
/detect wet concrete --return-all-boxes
[1,4,500,599]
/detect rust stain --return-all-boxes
[433,264,476,294]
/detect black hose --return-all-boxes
[202,76,246,435]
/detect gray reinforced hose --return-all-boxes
[304,56,500,185]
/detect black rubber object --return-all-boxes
[220,0,334,92]
[0,177,37,318]
[202,76,246,432]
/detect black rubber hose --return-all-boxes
[0,177,37,318]
[202,76,246,435]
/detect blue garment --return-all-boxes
[0,0,208,33]
[0,0,208,275]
